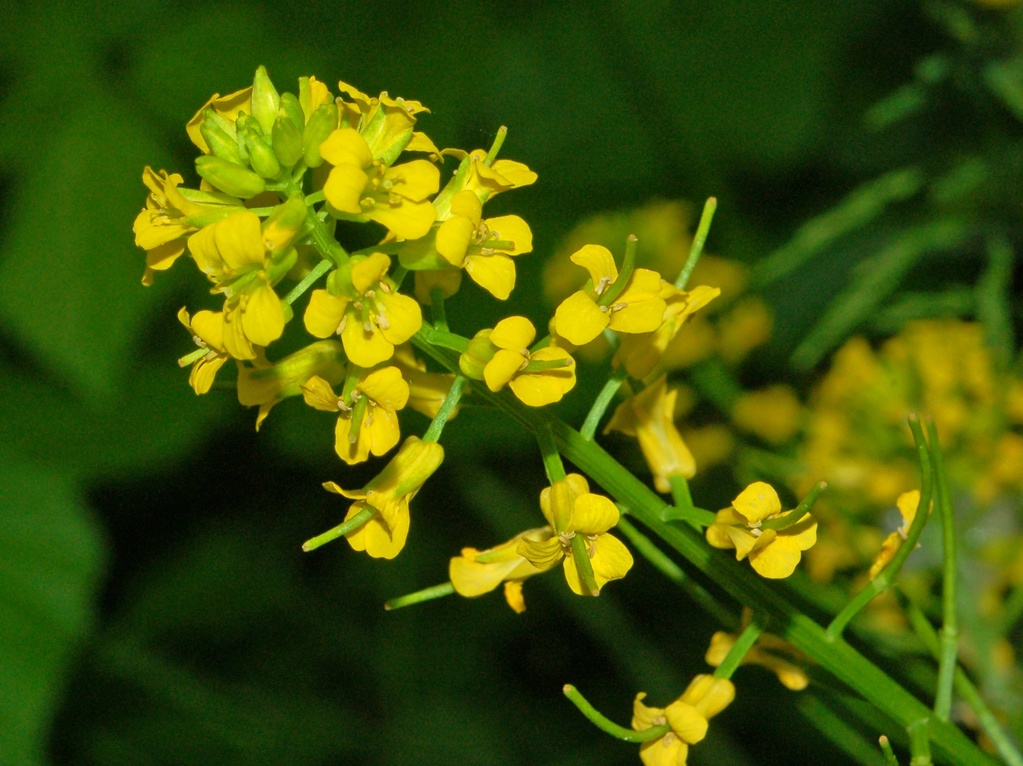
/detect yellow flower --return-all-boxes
[323,435,444,559]
[134,167,241,285]
[730,385,803,444]
[336,80,429,163]
[303,253,423,367]
[185,86,252,153]
[868,490,921,580]
[552,245,667,347]
[461,150,538,201]
[177,307,230,395]
[187,210,296,359]
[705,629,808,691]
[301,366,409,465]
[449,528,552,613]
[434,190,533,300]
[517,474,634,595]
[236,340,346,429]
[706,482,817,579]
[614,283,720,380]
[605,375,696,492]
[320,128,439,239]
[632,675,735,766]
[462,316,576,407]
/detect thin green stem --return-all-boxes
[827,416,934,640]
[384,582,455,611]
[879,735,900,766]
[661,476,716,527]
[430,288,448,332]
[901,593,1023,766]
[302,506,375,552]
[713,617,765,680]
[570,534,600,597]
[283,258,333,304]
[669,475,694,513]
[580,367,627,440]
[762,481,827,531]
[908,717,932,766]
[616,516,736,627]
[924,419,957,723]
[563,685,669,743]
[422,374,467,443]
[484,125,507,166]
[306,210,349,266]
[600,235,638,307]
[417,325,469,354]
[675,197,717,290]
[536,423,566,485]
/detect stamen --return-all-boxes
[594,276,612,295]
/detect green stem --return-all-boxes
[901,593,1023,766]
[579,367,627,440]
[600,235,638,307]
[177,347,208,367]
[302,506,375,552]
[661,477,717,526]
[283,258,333,304]
[484,125,507,166]
[761,481,827,531]
[422,375,467,443]
[536,423,567,486]
[562,684,670,743]
[879,735,900,766]
[826,415,934,640]
[616,516,736,627]
[417,325,469,353]
[675,197,717,290]
[430,287,448,332]
[385,582,455,611]
[924,419,957,723]
[669,474,694,512]
[570,533,600,597]
[713,617,765,680]
[306,210,349,266]
[908,717,932,766]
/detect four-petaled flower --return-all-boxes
[449,528,552,613]
[434,190,533,299]
[320,128,439,239]
[517,474,633,595]
[323,435,444,559]
[632,675,735,766]
[301,367,410,464]
[553,244,667,347]
[706,482,817,579]
[304,253,423,367]
[177,307,231,395]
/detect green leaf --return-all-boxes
[0,449,106,765]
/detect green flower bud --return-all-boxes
[279,92,305,131]
[242,127,282,180]
[199,110,243,164]
[272,116,304,169]
[195,155,266,199]
[261,196,308,253]
[458,330,496,381]
[303,102,339,168]
[251,65,281,135]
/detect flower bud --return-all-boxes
[242,126,282,180]
[199,110,243,164]
[458,330,496,380]
[195,155,266,199]
[278,92,305,132]
[303,101,339,168]
[262,195,308,253]
[272,115,304,169]
[250,65,281,135]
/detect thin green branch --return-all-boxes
[563,685,669,743]
[580,367,627,441]
[675,197,717,290]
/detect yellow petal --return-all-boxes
[663,701,708,744]
[350,252,391,294]
[324,164,370,214]
[301,375,341,411]
[570,493,619,534]
[189,309,226,351]
[553,291,608,346]
[365,408,402,456]
[484,348,526,392]
[731,481,782,524]
[748,534,803,579]
[319,128,373,168]
[342,318,393,367]
[386,160,441,202]
[589,533,634,587]
[503,581,526,613]
[485,215,533,255]
[449,190,482,222]
[359,366,410,410]
[189,354,228,395]
[303,290,347,338]
[436,216,474,266]
[465,252,517,300]
[376,292,423,347]
[569,244,617,287]
[334,416,371,464]
[490,316,536,350]
[215,211,265,271]
[368,198,437,240]
[241,282,285,347]
[344,503,409,559]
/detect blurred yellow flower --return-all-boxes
[632,675,735,766]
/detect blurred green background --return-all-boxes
[2,0,1020,763]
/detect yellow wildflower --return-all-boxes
[552,245,666,347]
[461,316,576,407]
[730,385,803,444]
[605,375,696,492]
[187,209,296,359]
[449,528,552,613]
[705,629,809,691]
[236,340,346,429]
[134,167,241,285]
[177,308,231,395]
[868,490,922,580]
[336,80,429,163]
[434,190,533,300]
[517,474,633,595]
[632,675,735,766]
[304,253,423,367]
[461,149,538,201]
[323,435,444,559]
[706,482,817,579]
[301,367,409,465]
[320,128,439,239]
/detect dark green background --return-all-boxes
[1,1,1018,763]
